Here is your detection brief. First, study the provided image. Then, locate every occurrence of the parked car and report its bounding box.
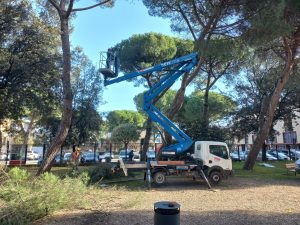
[230,151,240,161]
[26,151,39,160]
[290,149,300,160]
[55,154,65,163]
[0,154,9,161]
[63,152,72,162]
[119,149,133,160]
[295,158,300,174]
[38,154,62,165]
[268,151,290,160]
[146,150,156,161]
[99,152,114,162]
[257,152,277,161]
[80,152,98,163]
[278,149,296,160]
[133,152,141,162]
[266,153,277,161]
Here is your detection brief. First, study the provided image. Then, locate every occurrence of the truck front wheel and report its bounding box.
[153,172,166,185]
[209,171,222,185]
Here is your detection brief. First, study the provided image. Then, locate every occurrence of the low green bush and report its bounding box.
[0,167,89,225]
[87,163,120,184]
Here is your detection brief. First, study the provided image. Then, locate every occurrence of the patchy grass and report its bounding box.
[98,170,146,189]
[16,160,299,189]
[1,161,298,224]
[233,161,298,180]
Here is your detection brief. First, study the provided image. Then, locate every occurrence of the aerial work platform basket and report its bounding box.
[99,50,119,79]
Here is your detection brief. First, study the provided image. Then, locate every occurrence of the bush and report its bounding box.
[87,163,116,184]
[0,168,89,225]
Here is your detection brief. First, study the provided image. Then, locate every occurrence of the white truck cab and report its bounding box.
[191,141,232,184]
[193,141,232,171]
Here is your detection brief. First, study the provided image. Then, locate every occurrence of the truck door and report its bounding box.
[208,145,232,170]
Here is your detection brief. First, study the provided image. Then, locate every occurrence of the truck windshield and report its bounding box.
[209,145,229,159]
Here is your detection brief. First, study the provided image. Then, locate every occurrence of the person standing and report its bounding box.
[129,150,134,162]
[71,147,80,170]
[106,48,113,69]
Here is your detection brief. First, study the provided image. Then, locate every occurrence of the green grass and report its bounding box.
[19,160,299,187]
[233,161,298,180]
[99,171,147,189]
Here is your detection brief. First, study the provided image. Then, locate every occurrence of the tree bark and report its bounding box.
[141,117,152,161]
[37,14,73,175]
[262,142,267,162]
[243,45,295,170]
[0,120,2,153]
[165,59,203,145]
[125,142,128,160]
[166,82,187,144]
[202,74,211,138]
[167,74,189,120]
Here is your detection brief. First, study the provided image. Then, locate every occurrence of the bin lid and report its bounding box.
[154,201,180,215]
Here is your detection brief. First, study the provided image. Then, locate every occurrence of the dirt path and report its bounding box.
[34,177,300,225]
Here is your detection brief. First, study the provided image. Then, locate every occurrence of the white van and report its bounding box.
[133,152,141,162]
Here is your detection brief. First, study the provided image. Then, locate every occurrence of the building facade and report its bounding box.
[234,113,300,151]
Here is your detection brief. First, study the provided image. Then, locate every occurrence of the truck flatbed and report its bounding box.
[119,159,147,176]
[156,161,185,165]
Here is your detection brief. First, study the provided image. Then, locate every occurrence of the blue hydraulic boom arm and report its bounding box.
[100,52,198,155]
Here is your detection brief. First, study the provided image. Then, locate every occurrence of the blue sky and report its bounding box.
[71,1,174,112]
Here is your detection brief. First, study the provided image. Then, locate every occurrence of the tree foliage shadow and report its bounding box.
[34,209,300,225]
[102,176,300,192]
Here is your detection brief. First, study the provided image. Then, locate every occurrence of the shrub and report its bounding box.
[0,168,89,225]
[87,163,116,184]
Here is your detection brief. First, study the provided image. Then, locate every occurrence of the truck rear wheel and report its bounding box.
[153,172,166,185]
[209,171,222,185]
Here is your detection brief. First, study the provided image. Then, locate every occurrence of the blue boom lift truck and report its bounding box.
[99,51,232,187]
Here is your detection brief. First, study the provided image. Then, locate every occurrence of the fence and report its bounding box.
[0,142,44,166]
[0,140,160,166]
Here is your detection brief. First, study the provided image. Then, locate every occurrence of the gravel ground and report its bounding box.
[34,176,300,225]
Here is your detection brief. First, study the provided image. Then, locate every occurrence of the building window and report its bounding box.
[283,131,297,144]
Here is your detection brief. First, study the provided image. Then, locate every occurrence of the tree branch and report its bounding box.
[48,0,61,13]
[292,25,300,56]
[66,0,74,18]
[191,0,205,27]
[72,0,111,12]
[177,3,197,41]
[283,37,293,63]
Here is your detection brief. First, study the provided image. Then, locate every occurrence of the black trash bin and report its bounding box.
[154,201,180,225]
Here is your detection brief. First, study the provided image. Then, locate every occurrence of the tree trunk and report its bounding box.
[202,77,211,138]
[165,74,189,145]
[36,16,73,175]
[243,53,295,170]
[0,133,2,153]
[165,59,203,145]
[125,142,128,160]
[167,74,189,121]
[0,124,2,154]
[141,117,152,161]
[262,142,267,162]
